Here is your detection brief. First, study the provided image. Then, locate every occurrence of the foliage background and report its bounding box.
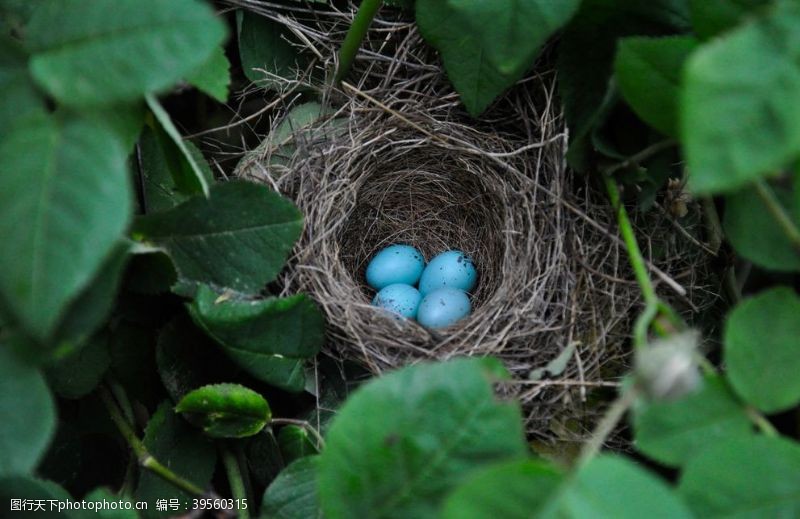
[0,0,799,518]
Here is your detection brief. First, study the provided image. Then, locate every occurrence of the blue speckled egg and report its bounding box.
[372,283,422,319]
[418,250,477,296]
[365,244,425,290]
[417,288,471,329]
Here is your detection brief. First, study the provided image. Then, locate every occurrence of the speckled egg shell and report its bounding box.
[372,283,422,319]
[418,250,477,296]
[416,287,471,329]
[365,244,426,290]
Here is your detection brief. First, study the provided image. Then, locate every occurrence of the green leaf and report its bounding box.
[0,346,55,476]
[137,402,216,519]
[247,428,285,487]
[557,0,690,169]
[0,37,45,138]
[317,358,527,519]
[723,185,800,271]
[0,1,37,33]
[0,476,71,516]
[50,242,130,347]
[441,460,563,519]
[633,374,753,467]
[416,0,580,116]
[443,456,692,519]
[689,0,771,39]
[137,126,189,213]
[131,181,303,294]
[78,103,146,154]
[260,456,322,519]
[156,314,239,402]
[278,425,318,464]
[187,45,231,102]
[146,95,212,197]
[614,35,697,137]
[683,1,800,194]
[0,112,131,341]
[678,436,800,517]
[175,383,272,438]
[237,10,303,88]
[188,285,324,392]
[555,456,693,518]
[724,287,800,413]
[46,334,111,399]
[27,0,227,106]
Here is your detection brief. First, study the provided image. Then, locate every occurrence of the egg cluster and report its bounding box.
[366,244,477,329]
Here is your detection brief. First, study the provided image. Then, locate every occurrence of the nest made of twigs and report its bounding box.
[231,0,719,444]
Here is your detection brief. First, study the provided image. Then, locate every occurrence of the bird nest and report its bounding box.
[232,1,718,444]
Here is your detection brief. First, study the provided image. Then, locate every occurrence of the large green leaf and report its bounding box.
[0,346,55,476]
[189,285,324,391]
[317,358,527,519]
[633,375,753,467]
[724,287,800,413]
[50,242,130,347]
[441,460,563,519]
[723,185,800,271]
[176,383,271,438]
[554,456,693,518]
[136,402,216,519]
[146,95,212,197]
[683,1,800,194]
[131,181,303,294]
[0,112,131,341]
[558,0,690,169]
[443,456,692,519]
[0,37,44,138]
[137,126,189,213]
[416,0,580,116]
[260,456,322,519]
[678,436,800,517]
[27,0,227,106]
[614,35,697,137]
[689,0,771,39]
[237,10,303,88]
[187,45,231,102]
[77,103,146,154]
[0,476,71,516]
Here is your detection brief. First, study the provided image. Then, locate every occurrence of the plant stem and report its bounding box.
[754,179,800,251]
[108,379,136,425]
[605,176,658,306]
[746,406,779,437]
[220,443,250,519]
[335,0,383,82]
[577,386,639,467]
[99,387,205,496]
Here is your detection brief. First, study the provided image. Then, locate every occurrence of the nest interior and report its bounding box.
[231,0,719,443]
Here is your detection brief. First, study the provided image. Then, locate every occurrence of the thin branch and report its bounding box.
[99,387,205,496]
